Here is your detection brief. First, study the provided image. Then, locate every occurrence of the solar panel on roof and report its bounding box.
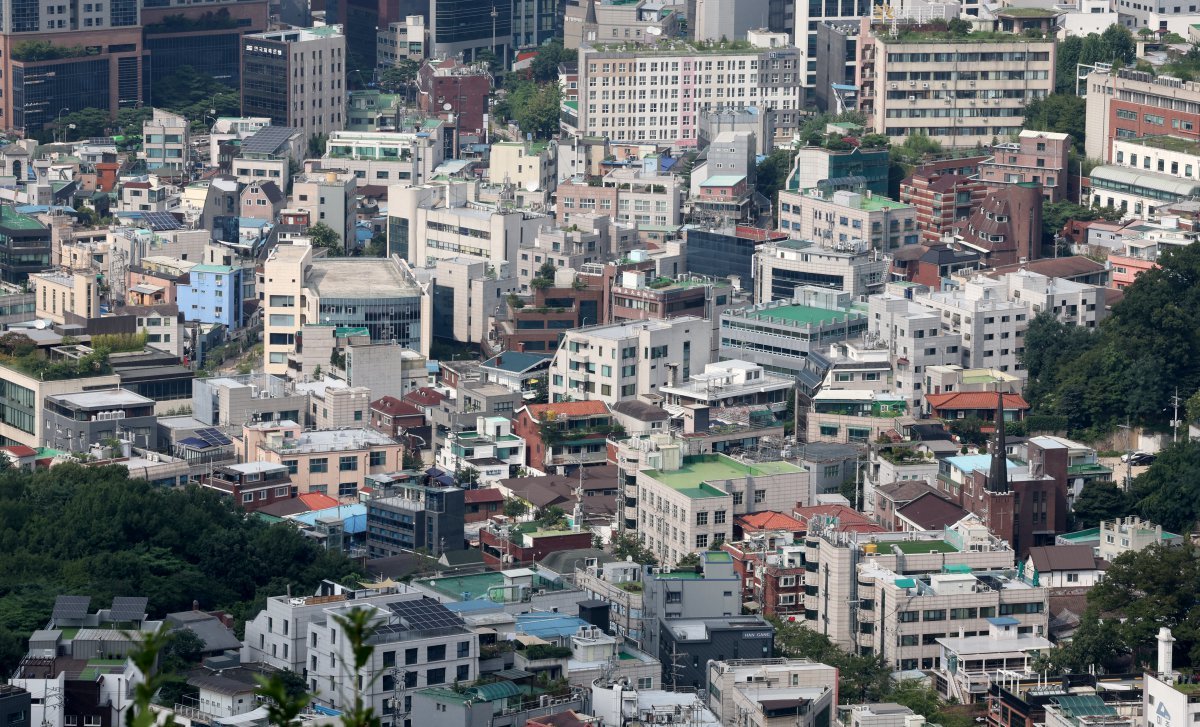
[52,595,91,621]
[142,211,182,231]
[389,597,465,631]
[110,596,148,621]
[194,428,233,447]
[241,126,298,155]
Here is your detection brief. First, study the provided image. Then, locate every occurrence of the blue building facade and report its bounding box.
[178,264,245,329]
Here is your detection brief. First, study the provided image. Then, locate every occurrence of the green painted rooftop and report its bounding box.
[0,208,46,230]
[893,540,959,554]
[644,454,802,499]
[745,304,853,326]
[419,571,505,600]
[1057,527,1099,541]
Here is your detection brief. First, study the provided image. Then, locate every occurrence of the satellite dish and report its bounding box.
[443,102,453,111]
[34,320,48,330]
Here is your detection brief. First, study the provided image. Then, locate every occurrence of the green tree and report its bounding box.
[675,552,702,569]
[307,222,343,255]
[611,532,658,565]
[378,60,420,93]
[365,232,388,257]
[1088,541,1200,666]
[1071,481,1132,528]
[757,147,797,206]
[506,80,562,139]
[402,448,424,471]
[771,618,891,703]
[1034,610,1126,674]
[503,498,529,519]
[1022,94,1086,153]
[307,133,329,158]
[1129,440,1200,532]
[530,40,575,82]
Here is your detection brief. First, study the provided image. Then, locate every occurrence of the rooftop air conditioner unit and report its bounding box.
[909,96,917,102]
[922,83,930,88]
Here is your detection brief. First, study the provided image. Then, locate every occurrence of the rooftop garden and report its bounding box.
[143,9,240,34]
[0,333,113,381]
[11,41,98,62]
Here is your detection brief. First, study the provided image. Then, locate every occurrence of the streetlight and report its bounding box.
[54,107,70,143]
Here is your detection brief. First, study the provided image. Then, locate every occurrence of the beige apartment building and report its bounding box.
[635,451,809,567]
[577,30,803,148]
[777,188,918,251]
[857,20,1056,147]
[236,419,403,499]
[31,270,98,325]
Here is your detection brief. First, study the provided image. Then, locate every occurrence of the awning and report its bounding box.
[131,284,163,295]
[743,601,761,611]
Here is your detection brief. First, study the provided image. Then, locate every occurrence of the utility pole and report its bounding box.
[1169,387,1183,444]
[490,5,499,60]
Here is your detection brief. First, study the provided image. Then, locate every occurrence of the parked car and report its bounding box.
[1121,451,1156,466]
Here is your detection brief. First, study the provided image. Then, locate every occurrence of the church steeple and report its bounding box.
[989,389,1009,493]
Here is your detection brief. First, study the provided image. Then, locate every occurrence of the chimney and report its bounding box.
[988,389,1009,493]
[1158,627,1176,678]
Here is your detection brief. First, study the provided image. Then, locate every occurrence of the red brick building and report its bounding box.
[478,524,593,567]
[370,396,426,438]
[464,488,504,523]
[900,170,986,244]
[512,401,615,472]
[203,462,295,511]
[417,58,491,144]
[957,185,1044,267]
[979,131,1071,203]
[889,243,982,290]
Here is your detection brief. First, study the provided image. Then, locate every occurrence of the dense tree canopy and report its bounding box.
[1022,94,1086,152]
[1128,440,1200,533]
[0,463,362,674]
[1020,243,1200,434]
[1055,27,1136,94]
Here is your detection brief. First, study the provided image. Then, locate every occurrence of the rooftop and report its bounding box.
[892,539,959,554]
[643,454,802,499]
[47,388,154,409]
[742,304,854,327]
[258,426,398,454]
[1120,134,1200,156]
[883,29,1054,44]
[307,259,421,299]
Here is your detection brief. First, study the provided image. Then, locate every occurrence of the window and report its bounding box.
[1066,573,1079,583]
[950,607,977,620]
[309,458,328,473]
[637,677,653,689]
[696,512,708,525]
[780,576,796,587]
[455,664,470,682]
[754,489,766,503]
[899,634,919,646]
[383,651,395,667]
[457,641,471,658]
[405,648,418,665]
[283,459,298,475]
[339,456,358,471]
[898,611,919,623]
[714,510,726,524]
[696,534,709,548]
[426,668,446,685]
[427,644,446,661]
[339,483,357,497]
[370,451,386,467]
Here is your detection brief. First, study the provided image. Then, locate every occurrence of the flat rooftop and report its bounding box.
[48,389,154,409]
[1121,134,1200,156]
[892,540,959,554]
[644,454,802,499]
[261,427,397,454]
[308,259,420,299]
[742,304,854,326]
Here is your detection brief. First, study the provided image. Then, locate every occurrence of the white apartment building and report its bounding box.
[261,244,431,376]
[548,316,714,405]
[387,182,552,266]
[754,238,889,301]
[910,278,1031,375]
[706,659,838,727]
[324,130,443,187]
[636,451,809,567]
[996,269,1104,328]
[800,517,1029,662]
[577,30,803,148]
[868,293,964,404]
[140,109,189,172]
[242,26,347,138]
[242,581,421,673]
[1088,135,1200,219]
[376,15,426,68]
[435,415,527,484]
[777,188,919,252]
[306,598,477,714]
[658,360,794,416]
[860,28,1056,147]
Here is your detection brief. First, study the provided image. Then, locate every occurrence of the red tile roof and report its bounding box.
[523,401,610,419]
[1,445,38,458]
[403,387,445,408]
[738,511,807,532]
[372,396,421,417]
[924,392,1029,411]
[299,493,339,510]
[791,504,886,534]
[464,488,505,504]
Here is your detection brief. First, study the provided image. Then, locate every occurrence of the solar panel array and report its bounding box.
[110,597,148,621]
[242,126,298,155]
[142,211,182,231]
[51,595,91,621]
[194,428,233,447]
[389,597,465,631]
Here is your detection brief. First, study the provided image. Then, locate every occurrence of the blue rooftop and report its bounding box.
[515,613,588,640]
[987,616,1020,626]
[288,504,366,534]
[481,351,549,374]
[945,455,1020,473]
